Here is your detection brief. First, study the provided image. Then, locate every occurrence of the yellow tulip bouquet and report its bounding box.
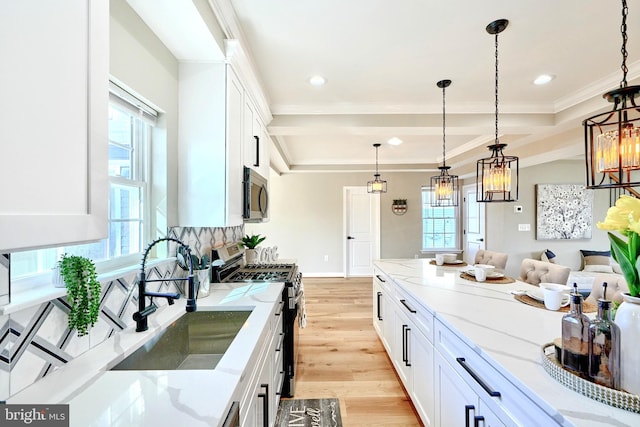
[597,195,640,297]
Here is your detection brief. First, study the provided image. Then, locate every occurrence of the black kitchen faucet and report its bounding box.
[133,237,197,332]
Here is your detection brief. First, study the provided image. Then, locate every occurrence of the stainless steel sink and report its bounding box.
[110,310,252,371]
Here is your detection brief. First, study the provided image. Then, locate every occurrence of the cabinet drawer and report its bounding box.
[395,287,434,344]
[435,320,561,426]
[374,270,392,294]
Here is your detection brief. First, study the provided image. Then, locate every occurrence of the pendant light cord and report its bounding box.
[621,0,629,88]
[441,84,447,168]
[494,32,500,146]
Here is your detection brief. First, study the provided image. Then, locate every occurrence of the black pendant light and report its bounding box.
[476,19,519,203]
[431,79,459,206]
[367,143,387,193]
[584,0,640,189]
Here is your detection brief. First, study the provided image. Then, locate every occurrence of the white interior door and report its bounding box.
[344,187,380,277]
[464,184,485,265]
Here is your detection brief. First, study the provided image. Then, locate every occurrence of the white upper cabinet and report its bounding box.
[0,1,109,252]
[243,95,270,180]
[178,63,244,227]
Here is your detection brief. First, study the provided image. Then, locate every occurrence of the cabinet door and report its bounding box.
[435,351,479,427]
[226,68,244,226]
[253,116,270,179]
[178,63,243,227]
[0,0,108,252]
[393,308,412,390]
[476,402,506,427]
[411,328,434,427]
[373,280,390,350]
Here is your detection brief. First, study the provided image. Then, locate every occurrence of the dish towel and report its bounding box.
[298,281,307,328]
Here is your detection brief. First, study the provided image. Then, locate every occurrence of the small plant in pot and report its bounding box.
[57,253,102,337]
[242,234,266,264]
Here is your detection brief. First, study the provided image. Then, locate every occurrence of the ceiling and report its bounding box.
[130,0,640,178]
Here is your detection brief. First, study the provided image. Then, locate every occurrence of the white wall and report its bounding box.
[479,160,611,278]
[250,160,613,278]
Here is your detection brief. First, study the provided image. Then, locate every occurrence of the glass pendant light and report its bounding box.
[431,79,459,206]
[477,19,519,203]
[585,0,640,189]
[367,143,387,193]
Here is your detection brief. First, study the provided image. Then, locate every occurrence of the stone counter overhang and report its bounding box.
[374,258,639,427]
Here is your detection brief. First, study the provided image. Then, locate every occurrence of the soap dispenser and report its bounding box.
[589,283,621,389]
[561,283,590,376]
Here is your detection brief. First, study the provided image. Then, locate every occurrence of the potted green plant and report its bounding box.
[57,254,102,337]
[242,234,266,264]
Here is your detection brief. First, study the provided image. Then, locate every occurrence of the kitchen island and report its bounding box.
[374,259,638,427]
[8,281,284,427]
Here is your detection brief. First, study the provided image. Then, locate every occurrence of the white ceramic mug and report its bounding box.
[540,283,571,310]
[474,266,488,282]
[435,254,445,266]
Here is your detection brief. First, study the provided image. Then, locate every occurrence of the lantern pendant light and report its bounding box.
[477,19,519,203]
[367,143,387,193]
[431,79,459,207]
[584,0,640,189]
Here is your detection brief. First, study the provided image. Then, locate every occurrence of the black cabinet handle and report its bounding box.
[254,135,260,167]
[347,236,355,240]
[465,405,475,427]
[456,357,501,397]
[474,415,486,427]
[404,326,411,367]
[376,292,383,320]
[376,274,386,282]
[401,324,408,364]
[400,299,417,314]
[259,383,269,427]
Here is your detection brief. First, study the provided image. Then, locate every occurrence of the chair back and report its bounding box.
[519,258,570,286]
[585,273,629,305]
[474,250,508,271]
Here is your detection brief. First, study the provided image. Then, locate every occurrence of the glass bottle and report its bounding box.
[589,297,620,389]
[561,284,591,376]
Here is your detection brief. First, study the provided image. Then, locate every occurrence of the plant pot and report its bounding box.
[245,249,258,264]
[616,293,640,395]
[195,269,210,299]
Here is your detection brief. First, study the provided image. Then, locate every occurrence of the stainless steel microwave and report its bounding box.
[243,167,268,222]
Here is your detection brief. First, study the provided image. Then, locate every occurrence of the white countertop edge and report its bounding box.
[8,282,285,427]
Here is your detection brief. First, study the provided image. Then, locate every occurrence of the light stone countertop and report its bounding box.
[374,259,639,427]
[8,281,284,427]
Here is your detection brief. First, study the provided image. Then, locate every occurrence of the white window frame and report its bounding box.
[421,186,461,252]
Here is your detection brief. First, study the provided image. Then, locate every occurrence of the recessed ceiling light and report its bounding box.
[533,74,555,85]
[387,137,403,146]
[309,75,326,86]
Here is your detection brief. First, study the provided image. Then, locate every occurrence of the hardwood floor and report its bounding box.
[286,277,423,426]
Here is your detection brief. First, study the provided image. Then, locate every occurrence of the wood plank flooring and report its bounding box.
[285,277,423,427]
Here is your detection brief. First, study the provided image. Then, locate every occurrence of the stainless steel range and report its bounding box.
[210,242,302,398]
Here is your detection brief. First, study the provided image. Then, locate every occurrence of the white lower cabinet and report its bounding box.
[239,301,283,427]
[373,273,393,354]
[435,320,558,427]
[435,351,505,427]
[375,272,435,427]
[373,273,560,427]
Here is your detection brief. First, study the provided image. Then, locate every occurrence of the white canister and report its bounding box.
[616,293,640,395]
